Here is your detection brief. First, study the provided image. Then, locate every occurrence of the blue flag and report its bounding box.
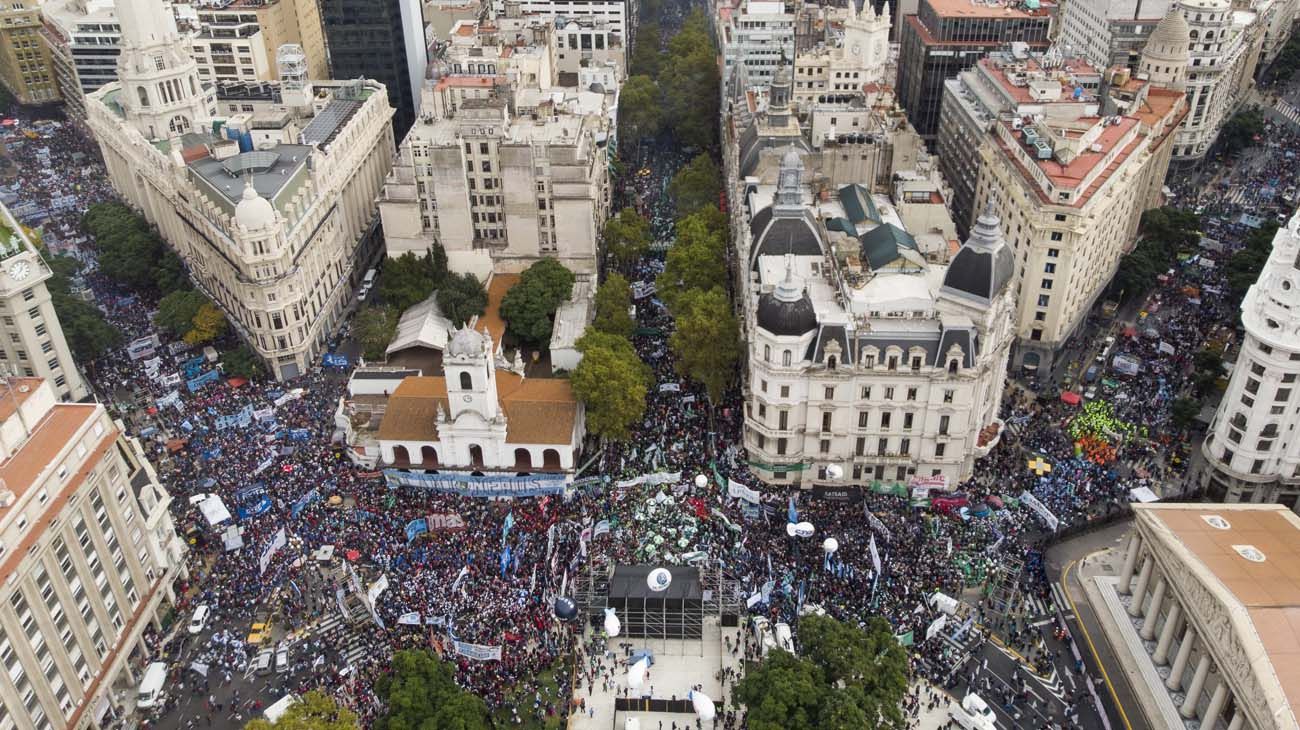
[500,545,511,578]
[502,511,515,544]
[787,496,797,524]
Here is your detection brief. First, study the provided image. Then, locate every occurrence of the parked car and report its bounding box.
[188,605,210,635]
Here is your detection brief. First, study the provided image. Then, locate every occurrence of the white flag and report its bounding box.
[869,534,882,576]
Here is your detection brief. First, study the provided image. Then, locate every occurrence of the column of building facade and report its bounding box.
[1181,653,1212,719]
[1201,680,1231,729]
[1152,601,1182,664]
[1140,576,1167,641]
[1128,554,1154,616]
[1226,707,1245,730]
[1166,624,1196,691]
[1118,534,1142,593]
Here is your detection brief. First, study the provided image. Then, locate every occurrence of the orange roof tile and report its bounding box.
[925,0,1053,18]
[497,372,578,444]
[0,378,42,422]
[376,377,448,442]
[0,404,99,516]
[435,76,500,91]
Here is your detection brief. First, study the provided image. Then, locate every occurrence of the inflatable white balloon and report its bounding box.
[604,607,621,638]
[627,657,649,688]
[823,537,839,554]
[825,464,844,480]
[626,719,641,730]
[694,473,708,489]
[794,521,815,538]
[785,523,797,537]
[690,690,716,721]
[647,567,672,592]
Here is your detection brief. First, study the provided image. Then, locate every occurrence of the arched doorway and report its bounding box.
[420,446,439,467]
[514,448,532,470]
[542,449,561,471]
[1021,351,1041,373]
[392,445,411,465]
[469,444,485,468]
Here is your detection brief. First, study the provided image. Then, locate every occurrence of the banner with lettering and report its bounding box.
[453,640,503,661]
[385,470,567,498]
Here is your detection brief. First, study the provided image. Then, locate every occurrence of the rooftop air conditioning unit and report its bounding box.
[0,488,14,508]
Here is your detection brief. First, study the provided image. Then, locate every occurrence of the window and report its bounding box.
[943,389,954,404]
[821,412,832,431]
[778,411,789,430]
[910,356,922,371]
[1041,279,1053,290]
[782,350,792,367]
[906,388,917,401]
[881,412,891,429]
[776,438,787,455]
[780,386,789,398]
[903,413,914,430]
[1277,388,1292,401]
[935,442,946,458]
[1047,248,1059,258]
[887,356,899,371]
[459,372,472,390]
[899,438,911,456]
[877,438,888,456]
[1050,231,1063,241]
[862,354,876,368]
[861,387,871,399]
[824,387,834,400]
[858,412,869,428]
[884,387,895,400]
[819,439,830,454]
[1037,295,1050,307]
[855,437,865,456]
[763,345,770,362]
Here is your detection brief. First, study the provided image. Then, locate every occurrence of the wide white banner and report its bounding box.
[614,471,682,489]
[454,640,503,661]
[925,614,948,642]
[258,527,286,576]
[397,612,422,625]
[727,479,761,505]
[1019,491,1059,532]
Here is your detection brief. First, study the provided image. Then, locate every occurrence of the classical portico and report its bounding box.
[1100,504,1300,730]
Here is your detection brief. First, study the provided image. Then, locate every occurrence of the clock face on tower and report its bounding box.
[851,43,862,56]
[7,261,30,281]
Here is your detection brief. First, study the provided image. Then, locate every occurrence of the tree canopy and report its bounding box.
[1216,107,1264,157]
[657,11,719,150]
[82,202,189,296]
[1110,207,1201,301]
[378,251,444,312]
[155,289,226,345]
[221,344,266,380]
[374,649,491,730]
[629,23,662,77]
[657,207,728,315]
[592,273,635,338]
[244,690,359,730]
[733,616,909,730]
[603,207,652,271]
[669,287,740,404]
[669,154,722,219]
[500,258,575,345]
[618,75,663,148]
[572,330,650,440]
[355,305,400,361]
[44,254,120,361]
[437,272,488,327]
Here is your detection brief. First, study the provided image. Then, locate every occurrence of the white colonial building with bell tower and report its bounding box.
[85,0,397,381]
[1202,212,1300,509]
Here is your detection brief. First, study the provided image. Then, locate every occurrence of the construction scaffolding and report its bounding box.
[577,562,743,641]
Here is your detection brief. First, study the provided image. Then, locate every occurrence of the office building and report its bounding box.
[1172,0,1262,160]
[177,0,329,86]
[38,0,120,121]
[1201,213,1300,507]
[895,0,1053,140]
[719,0,795,93]
[320,0,427,138]
[380,18,614,278]
[85,0,396,381]
[789,1,891,110]
[737,147,1013,487]
[969,41,1187,373]
[491,0,634,51]
[0,376,187,728]
[1057,0,1173,70]
[937,49,1103,235]
[0,0,59,105]
[0,201,89,403]
[1093,503,1300,730]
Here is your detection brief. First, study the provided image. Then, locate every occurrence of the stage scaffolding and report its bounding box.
[576,563,742,642]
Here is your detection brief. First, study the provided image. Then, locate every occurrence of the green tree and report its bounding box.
[571,330,650,440]
[355,305,400,360]
[657,210,727,315]
[619,75,663,148]
[83,202,188,295]
[1192,349,1224,396]
[1171,397,1201,432]
[374,649,491,730]
[184,302,228,345]
[1216,107,1264,156]
[499,258,575,345]
[603,207,651,271]
[629,23,662,77]
[245,690,359,730]
[669,287,739,405]
[1109,207,1202,301]
[44,255,121,361]
[155,290,207,338]
[378,252,440,312]
[592,273,635,338]
[221,344,266,380]
[436,272,488,327]
[658,11,719,149]
[732,650,827,730]
[669,154,721,219]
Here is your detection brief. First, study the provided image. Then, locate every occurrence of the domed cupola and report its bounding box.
[757,261,817,336]
[234,180,276,231]
[941,204,1015,307]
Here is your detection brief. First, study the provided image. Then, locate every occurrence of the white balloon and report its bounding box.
[694,474,708,488]
[825,464,844,480]
[604,608,621,638]
[794,521,816,538]
[627,657,649,688]
[647,567,673,592]
[785,523,797,537]
[690,690,716,720]
[626,719,641,730]
[823,537,839,554]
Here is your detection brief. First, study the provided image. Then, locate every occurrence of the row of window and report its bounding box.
[754,432,949,461]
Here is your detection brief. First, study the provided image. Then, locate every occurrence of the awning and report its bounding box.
[199,496,232,526]
[228,377,248,388]
[1060,391,1081,406]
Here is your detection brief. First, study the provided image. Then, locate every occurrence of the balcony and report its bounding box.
[973,418,1004,458]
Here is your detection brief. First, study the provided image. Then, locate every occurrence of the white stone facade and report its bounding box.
[85,0,396,381]
[1202,213,1300,508]
[1173,0,1263,160]
[720,0,794,92]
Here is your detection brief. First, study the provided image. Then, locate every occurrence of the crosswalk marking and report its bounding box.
[1276,100,1300,129]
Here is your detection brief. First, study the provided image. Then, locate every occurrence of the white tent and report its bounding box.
[199,496,232,526]
[386,294,454,355]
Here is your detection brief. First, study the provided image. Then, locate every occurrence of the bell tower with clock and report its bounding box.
[0,201,89,401]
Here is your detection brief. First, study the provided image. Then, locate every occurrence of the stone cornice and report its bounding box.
[1136,508,1299,730]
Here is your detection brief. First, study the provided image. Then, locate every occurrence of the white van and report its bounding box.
[188,605,210,635]
[952,693,997,730]
[263,694,300,723]
[137,662,168,708]
[773,622,795,655]
[358,268,377,301]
